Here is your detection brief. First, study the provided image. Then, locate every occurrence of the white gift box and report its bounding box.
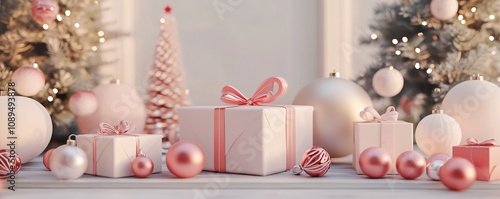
[179,105,313,176]
[76,134,163,178]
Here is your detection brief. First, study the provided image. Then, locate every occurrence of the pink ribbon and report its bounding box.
[214,77,295,172]
[92,120,139,175]
[359,106,399,122]
[466,138,496,146]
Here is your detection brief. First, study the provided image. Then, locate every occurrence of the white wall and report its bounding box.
[132,0,320,105]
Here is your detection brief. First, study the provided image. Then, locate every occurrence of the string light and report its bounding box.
[421,21,428,26]
[497,76,500,82]
[490,15,495,20]
[489,36,495,41]
[52,88,59,94]
[461,20,466,24]
[56,14,62,21]
[426,68,433,74]
[402,37,408,42]
[371,34,378,40]
[92,46,97,51]
[48,96,54,102]
[392,39,398,45]
[415,63,421,69]
[95,0,99,5]
[395,50,401,55]
[417,32,424,37]
[458,15,464,20]
[415,47,421,53]
[42,24,49,29]
[493,51,497,55]
[429,63,435,68]
[33,63,39,68]
[98,31,104,37]
[99,38,105,43]
[65,10,71,16]
[160,18,166,23]
[74,23,80,28]
[471,7,477,12]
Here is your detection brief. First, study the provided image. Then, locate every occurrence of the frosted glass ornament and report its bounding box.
[372,67,404,97]
[430,0,459,20]
[77,79,146,134]
[441,74,500,145]
[293,72,373,158]
[0,93,52,163]
[415,108,462,155]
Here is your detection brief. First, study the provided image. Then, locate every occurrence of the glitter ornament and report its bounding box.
[292,146,331,177]
[0,149,21,178]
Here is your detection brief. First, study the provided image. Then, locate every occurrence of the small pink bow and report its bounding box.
[466,138,496,146]
[221,77,288,105]
[359,106,399,122]
[97,120,136,135]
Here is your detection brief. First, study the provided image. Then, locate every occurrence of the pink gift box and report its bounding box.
[453,145,500,181]
[178,105,313,176]
[353,121,413,175]
[76,134,163,178]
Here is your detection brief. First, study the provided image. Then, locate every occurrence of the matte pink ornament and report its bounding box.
[30,0,59,23]
[439,158,476,191]
[132,153,154,178]
[77,80,146,134]
[0,149,21,178]
[166,141,204,178]
[69,90,98,116]
[396,151,426,179]
[359,147,391,178]
[43,149,55,170]
[426,153,451,165]
[11,66,45,96]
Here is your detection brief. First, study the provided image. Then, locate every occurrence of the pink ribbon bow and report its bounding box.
[97,120,136,135]
[221,77,288,105]
[359,106,399,122]
[466,138,496,146]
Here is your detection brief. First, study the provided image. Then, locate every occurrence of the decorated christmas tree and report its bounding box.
[144,6,191,140]
[356,0,500,123]
[0,0,117,143]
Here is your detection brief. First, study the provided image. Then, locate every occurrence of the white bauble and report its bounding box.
[441,76,500,144]
[0,96,52,163]
[11,66,45,96]
[430,0,459,20]
[293,73,373,158]
[50,138,87,180]
[372,67,404,97]
[415,109,462,155]
[68,90,98,116]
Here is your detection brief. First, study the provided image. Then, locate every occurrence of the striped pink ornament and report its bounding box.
[30,0,59,24]
[292,146,331,177]
[0,149,22,178]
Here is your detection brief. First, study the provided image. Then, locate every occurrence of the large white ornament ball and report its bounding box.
[11,66,45,96]
[430,0,459,21]
[69,90,98,116]
[441,78,500,145]
[415,110,462,155]
[77,81,146,134]
[293,74,373,158]
[372,67,404,97]
[0,96,52,163]
[50,144,88,180]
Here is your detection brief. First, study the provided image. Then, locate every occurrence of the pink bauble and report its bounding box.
[396,151,426,179]
[168,128,180,145]
[0,149,21,178]
[77,81,146,134]
[359,147,391,178]
[372,67,404,97]
[166,141,205,178]
[430,0,459,20]
[69,90,98,116]
[297,146,331,177]
[11,66,45,96]
[30,0,59,24]
[0,96,52,164]
[43,149,55,170]
[426,153,451,165]
[132,156,154,178]
[439,158,476,191]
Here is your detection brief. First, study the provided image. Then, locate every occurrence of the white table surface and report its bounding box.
[3,153,500,199]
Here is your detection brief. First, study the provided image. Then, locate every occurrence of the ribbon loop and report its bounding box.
[221,77,288,105]
[97,120,136,135]
[359,106,399,122]
[466,138,496,146]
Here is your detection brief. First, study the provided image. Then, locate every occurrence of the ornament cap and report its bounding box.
[110,78,120,84]
[292,165,303,175]
[329,71,341,78]
[139,149,146,157]
[67,134,77,146]
[432,105,444,114]
[470,74,484,80]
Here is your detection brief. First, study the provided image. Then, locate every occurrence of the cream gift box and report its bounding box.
[76,133,163,178]
[179,105,313,176]
[353,106,413,175]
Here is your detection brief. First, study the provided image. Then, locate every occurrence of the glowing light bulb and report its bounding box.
[422,21,428,26]
[417,32,424,37]
[402,37,408,43]
[52,88,59,94]
[490,15,495,20]
[65,10,71,16]
[458,15,464,20]
[392,39,398,45]
[426,68,432,74]
[371,34,378,40]
[74,23,80,28]
[98,31,104,37]
[92,46,97,51]
[395,50,401,55]
[489,36,495,41]
[33,63,39,68]
[48,96,54,102]
[56,14,62,21]
[160,18,166,23]
[415,63,421,69]
[415,48,421,53]
[99,38,105,43]
[42,24,49,29]
[471,7,477,12]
